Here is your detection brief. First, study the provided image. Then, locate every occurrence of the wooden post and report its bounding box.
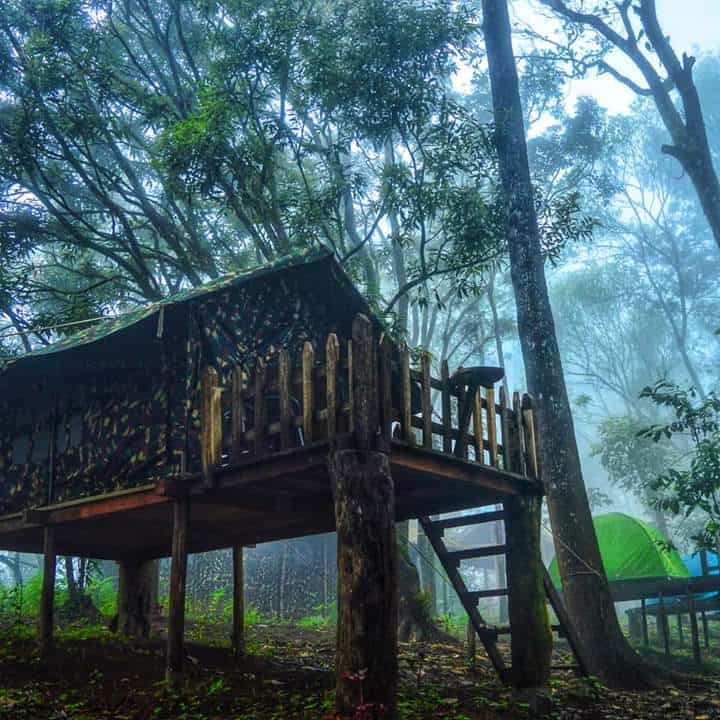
[166,497,189,684]
[302,342,315,443]
[254,358,267,455]
[231,367,246,461]
[421,352,432,449]
[486,387,498,466]
[473,388,484,463]
[117,559,157,638]
[380,335,394,442]
[331,314,397,717]
[232,545,244,658]
[326,334,340,439]
[278,350,292,449]
[400,344,414,445]
[503,493,552,693]
[658,593,670,656]
[441,360,452,454]
[676,613,684,645]
[641,598,649,647]
[688,590,701,665]
[38,525,56,658]
[701,610,710,650]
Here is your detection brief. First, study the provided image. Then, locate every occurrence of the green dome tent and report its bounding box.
[548,512,690,587]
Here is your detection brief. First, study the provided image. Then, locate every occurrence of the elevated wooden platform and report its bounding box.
[0,437,540,560]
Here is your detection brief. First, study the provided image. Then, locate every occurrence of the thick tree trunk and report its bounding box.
[117,560,157,638]
[481,0,657,689]
[504,495,552,695]
[332,314,398,718]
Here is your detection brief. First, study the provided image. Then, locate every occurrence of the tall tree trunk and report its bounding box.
[481,0,659,689]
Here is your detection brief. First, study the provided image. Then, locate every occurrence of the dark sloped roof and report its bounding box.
[1,248,366,377]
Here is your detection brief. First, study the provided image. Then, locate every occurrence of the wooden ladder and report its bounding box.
[419,511,588,682]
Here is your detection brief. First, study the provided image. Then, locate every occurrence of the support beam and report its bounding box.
[504,494,552,694]
[38,526,56,658]
[332,314,398,717]
[166,497,189,684]
[232,545,244,658]
[641,598,649,647]
[117,560,157,638]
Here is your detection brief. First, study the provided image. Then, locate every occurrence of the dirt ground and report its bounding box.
[0,622,719,719]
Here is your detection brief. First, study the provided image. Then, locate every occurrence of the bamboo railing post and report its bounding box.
[400,345,414,445]
[421,352,432,449]
[231,367,245,462]
[303,342,315,444]
[278,349,292,449]
[380,335,394,442]
[473,388,484,464]
[441,360,452,454]
[521,394,540,479]
[486,387,498,466]
[512,391,526,476]
[253,358,267,455]
[499,387,512,471]
[200,366,222,487]
[326,334,340,439]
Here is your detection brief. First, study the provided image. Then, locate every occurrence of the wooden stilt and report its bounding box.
[658,593,670,656]
[332,314,398,718]
[688,591,701,665]
[504,494,552,692]
[232,545,244,658]
[677,613,684,646]
[166,497,189,684]
[701,610,710,650]
[38,525,56,658]
[641,598,649,647]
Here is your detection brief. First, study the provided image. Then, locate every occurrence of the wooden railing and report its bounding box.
[199,322,541,484]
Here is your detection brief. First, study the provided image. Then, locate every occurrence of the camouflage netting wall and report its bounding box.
[0,265,357,514]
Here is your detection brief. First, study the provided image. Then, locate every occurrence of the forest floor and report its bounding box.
[0,621,719,720]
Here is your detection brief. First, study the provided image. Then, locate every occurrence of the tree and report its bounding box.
[540,0,720,253]
[639,380,720,553]
[481,0,659,689]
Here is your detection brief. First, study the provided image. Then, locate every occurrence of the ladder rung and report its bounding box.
[445,545,506,563]
[465,588,509,602]
[431,510,505,533]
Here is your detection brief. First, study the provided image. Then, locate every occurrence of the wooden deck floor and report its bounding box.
[0,438,540,561]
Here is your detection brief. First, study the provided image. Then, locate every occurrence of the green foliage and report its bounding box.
[638,380,720,549]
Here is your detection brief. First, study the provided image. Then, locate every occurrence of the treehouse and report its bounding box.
[0,249,575,710]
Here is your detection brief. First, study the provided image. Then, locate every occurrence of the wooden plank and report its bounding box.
[200,366,222,487]
[326,334,340,439]
[658,592,670,656]
[431,510,505,532]
[421,352,433,449]
[232,545,244,658]
[254,357,267,455]
[380,335,394,441]
[38,525,56,658]
[486,387,498,466]
[231,367,246,462]
[351,315,378,450]
[473,388,484,464]
[166,496,189,684]
[302,342,315,443]
[441,360,452,454]
[499,387,512,471]
[278,349,292,450]
[444,544,507,563]
[401,344,414,445]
